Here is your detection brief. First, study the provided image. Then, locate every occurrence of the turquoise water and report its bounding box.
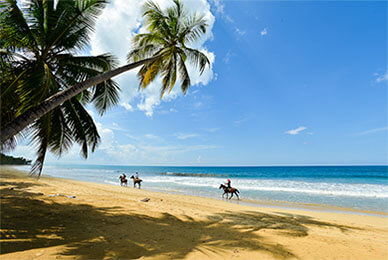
[15,164,388,212]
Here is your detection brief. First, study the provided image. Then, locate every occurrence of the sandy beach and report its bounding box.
[1,167,387,260]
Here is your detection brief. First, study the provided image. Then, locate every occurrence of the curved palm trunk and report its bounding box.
[1,56,159,144]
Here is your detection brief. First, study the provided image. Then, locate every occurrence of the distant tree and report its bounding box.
[0,153,31,165]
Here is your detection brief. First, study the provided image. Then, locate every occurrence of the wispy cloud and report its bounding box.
[260,28,267,36]
[235,27,246,37]
[207,128,219,132]
[234,117,249,126]
[193,101,203,109]
[210,0,233,22]
[175,133,199,140]
[211,0,224,15]
[109,122,129,132]
[354,126,388,136]
[223,49,234,64]
[375,70,388,83]
[285,126,307,135]
[144,134,159,139]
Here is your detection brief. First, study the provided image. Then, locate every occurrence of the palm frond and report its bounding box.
[62,98,100,158]
[0,0,39,53]
[30,115,51,177]
[48,107,73,157]
[179,14,207,45]
[92,79,120,115]
[183,47,210,74]
[177,53,191,94]
[138,57,164,88]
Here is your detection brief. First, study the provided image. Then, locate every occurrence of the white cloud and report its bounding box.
[354,126,388,136]
[285,126,307,135]
[375,70,388,83]
[120,102,134,111]
[175,133,199,140]
[211,0,224,15]
[261,28,267,36]
[90,0,216,117]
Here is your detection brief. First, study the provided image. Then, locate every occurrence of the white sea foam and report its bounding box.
[145,176,388,198]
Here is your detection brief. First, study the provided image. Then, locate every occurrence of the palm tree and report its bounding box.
[128,0,210,97]
[1,0,211,171]
[1,0,120,175]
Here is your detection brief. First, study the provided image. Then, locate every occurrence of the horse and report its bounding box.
[119,176,127,186]
[219,184,240,200]
[130,175,142,189]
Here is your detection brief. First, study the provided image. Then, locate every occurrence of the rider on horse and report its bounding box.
[119,173,127,186]
[225,179,231,192]
[120,173,127,181]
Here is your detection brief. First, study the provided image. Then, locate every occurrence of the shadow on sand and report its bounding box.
[0,177,357,259]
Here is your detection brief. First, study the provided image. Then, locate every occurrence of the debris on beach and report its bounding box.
[141,198,150,202]
[48,193,76,199]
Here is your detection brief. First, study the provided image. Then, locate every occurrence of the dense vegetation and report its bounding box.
[0,153,31,165]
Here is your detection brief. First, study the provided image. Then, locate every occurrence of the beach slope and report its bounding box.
[1,167,387,260]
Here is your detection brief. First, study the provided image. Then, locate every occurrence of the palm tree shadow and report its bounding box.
[1,181,358,259]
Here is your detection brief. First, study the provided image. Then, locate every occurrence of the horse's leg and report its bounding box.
[139,182,141,189]
[229,192,233,200]
[222,192,225,199]
[235,191,239,200]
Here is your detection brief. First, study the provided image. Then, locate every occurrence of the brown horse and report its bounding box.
[219,184,240,200]
[130,175,142,189]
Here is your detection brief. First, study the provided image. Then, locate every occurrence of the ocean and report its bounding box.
[14,164,388,213]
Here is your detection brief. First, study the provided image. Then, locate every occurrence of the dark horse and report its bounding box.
[130,175,142,189]
[119,176,127,186]
[219,184,240,200]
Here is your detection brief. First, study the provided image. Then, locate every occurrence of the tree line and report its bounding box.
[0,153,31,165]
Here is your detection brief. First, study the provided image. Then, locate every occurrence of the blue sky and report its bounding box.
[13,0,388,166]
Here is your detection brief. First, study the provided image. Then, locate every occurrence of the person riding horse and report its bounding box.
[225,179,231,192]
[130,174,142,189]
[119,173,127,186]
[219,183,240,200]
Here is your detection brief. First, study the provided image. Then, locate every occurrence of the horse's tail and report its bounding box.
[235,189,240,194]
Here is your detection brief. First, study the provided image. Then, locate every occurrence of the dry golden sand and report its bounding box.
[1,167,387,260]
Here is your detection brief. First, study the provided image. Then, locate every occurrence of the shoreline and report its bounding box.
[1,167,388,259]
[27,167,388,218]
[8,165,388,217]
